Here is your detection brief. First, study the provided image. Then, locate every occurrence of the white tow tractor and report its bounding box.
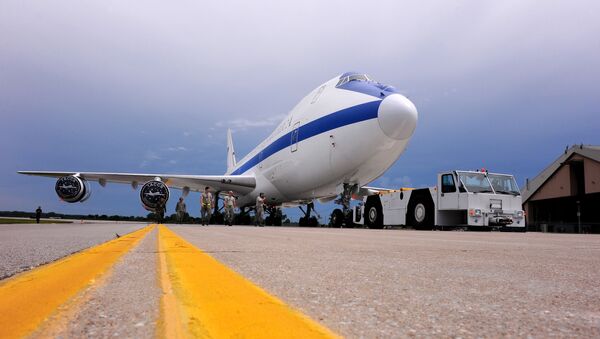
[353,170,526,231]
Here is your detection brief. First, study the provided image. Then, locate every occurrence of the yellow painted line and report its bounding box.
[157,229,187,339]
[157,225,339,338]
[0,225,154,339]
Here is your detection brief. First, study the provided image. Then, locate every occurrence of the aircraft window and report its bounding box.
[348,74,371,82]
[336,77,349,87]
[336,74,372,87]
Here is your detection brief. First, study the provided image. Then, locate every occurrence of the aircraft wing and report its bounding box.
[351,186,398,199]
[355,186,414,197]
[17,171,256,194]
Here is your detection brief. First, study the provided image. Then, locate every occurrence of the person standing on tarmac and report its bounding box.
[156,197,166,224]
[223,191,236,226]
[255,192,266,227]
[35,206,42,224]
[200,187,213,226]
[175,197,187,223]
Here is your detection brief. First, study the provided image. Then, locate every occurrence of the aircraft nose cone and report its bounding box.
[377,94,418,140]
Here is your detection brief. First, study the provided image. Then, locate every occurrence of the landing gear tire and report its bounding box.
[309,216,318,226]
[344,213,355,228]
[330,209,344,228]
[236,214,251,225]
[364,197,384,229]
[408,196,434,230]
[299,216,318,227]
[299,216,306,227]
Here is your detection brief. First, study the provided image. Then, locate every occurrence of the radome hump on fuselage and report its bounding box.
[229,73,418,208]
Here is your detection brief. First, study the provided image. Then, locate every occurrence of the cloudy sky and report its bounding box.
[1,1,598,220]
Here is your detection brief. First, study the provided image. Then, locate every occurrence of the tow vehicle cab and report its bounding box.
[437,170,525,228]
[353,169,526,230]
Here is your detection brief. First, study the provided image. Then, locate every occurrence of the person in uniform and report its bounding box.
[223,191,236,226]
[156,197,166,224]
[175,197,187,223]
[35,206,42,224]
[200,187,213,226]
[255,192,266,227]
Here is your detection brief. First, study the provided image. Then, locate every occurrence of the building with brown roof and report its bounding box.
[521,145,600,233]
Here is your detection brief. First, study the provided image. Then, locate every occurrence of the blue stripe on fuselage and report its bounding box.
[230,100,381,175]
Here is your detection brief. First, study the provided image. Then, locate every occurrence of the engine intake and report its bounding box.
[55,176,90,203]
[140,180,170,211]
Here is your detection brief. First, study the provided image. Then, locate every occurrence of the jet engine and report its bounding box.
[140,180,170,211]
[55,176,91,203]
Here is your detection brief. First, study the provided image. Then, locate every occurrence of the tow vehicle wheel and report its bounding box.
[330,209,344,228]
[364,197,383,229]
[501,226,527,233]
[408,195,434,230]
[414,203,426,223]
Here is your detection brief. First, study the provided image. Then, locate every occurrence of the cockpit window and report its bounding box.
[349,74,371,82]
[336,73,372,87]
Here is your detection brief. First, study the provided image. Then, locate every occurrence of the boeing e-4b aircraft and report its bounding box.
[19,72,418,227]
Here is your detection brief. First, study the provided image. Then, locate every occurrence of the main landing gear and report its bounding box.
[298,202,320,227]
[210,190,224,224]
[329,184,357,228]
[264,205,283,226]
[235,206,252,225]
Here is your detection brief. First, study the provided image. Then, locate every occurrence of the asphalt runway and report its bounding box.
[1,223,599,338]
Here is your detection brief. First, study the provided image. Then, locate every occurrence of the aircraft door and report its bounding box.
[438,173,459,210]
[290,122,300,152]
[328,133,336,173]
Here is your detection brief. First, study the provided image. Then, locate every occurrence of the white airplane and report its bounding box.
[19,72,418,227]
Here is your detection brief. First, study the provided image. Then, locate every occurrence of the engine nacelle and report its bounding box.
[140,180,170,211]
[55,176,91,203]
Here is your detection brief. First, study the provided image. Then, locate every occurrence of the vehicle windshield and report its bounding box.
[336,73,372,87]
[488,174,520,195]
[457,172,494,193]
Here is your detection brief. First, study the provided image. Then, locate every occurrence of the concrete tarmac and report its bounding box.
[0,222,147,279]
[39,227,160,338]
[172,225,600,338]
[1,222,599,338]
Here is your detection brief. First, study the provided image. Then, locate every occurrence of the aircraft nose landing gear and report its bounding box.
[329,183,357,228]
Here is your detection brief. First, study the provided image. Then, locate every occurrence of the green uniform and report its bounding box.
[201,192,213,225]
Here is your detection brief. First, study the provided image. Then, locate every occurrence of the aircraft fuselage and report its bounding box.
[229,73,418,207]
